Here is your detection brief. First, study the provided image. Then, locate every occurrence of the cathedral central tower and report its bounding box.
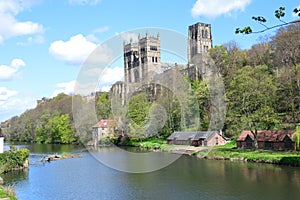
[123,33,161,83]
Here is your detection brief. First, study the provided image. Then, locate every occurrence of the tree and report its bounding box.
[270,24,300,69]
[294,125,300,150]
[51,114,75,144]
[35,111,53,143]
[226,65,279,136]
[95,92,112,120]
[127,93,151,139]
[192,79,210,130]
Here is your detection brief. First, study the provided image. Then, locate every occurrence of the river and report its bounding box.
[2,143,300,200]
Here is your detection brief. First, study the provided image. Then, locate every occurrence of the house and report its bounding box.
[92,120,116,145]
[166,131,227,147]
[237,130,295,150]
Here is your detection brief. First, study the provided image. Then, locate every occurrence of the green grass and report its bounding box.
[207,143,300,166]
[122,137,172,150]
[0,186,17,200]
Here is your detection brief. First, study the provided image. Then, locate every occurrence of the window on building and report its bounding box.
[202,30,204,38]
[152,57,154,62]
[155,57,158,63]
[150,45,157,51]
[205,30,208,38]
[215,137,219,145]
[203,45,209,52]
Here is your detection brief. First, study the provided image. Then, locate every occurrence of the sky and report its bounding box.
[0,0,299,122]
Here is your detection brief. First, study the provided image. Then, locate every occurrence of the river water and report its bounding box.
[2,143,300,200]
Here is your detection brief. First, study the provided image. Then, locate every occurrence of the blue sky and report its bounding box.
[0,0,299,122]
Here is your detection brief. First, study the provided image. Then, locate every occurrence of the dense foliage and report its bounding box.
[4,93,78,144]
[0,148,29,173]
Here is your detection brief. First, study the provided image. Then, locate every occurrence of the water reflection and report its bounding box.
[1,144,300,200]
[2,169,28,185]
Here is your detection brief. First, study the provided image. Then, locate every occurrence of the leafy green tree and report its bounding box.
[128,93,151,127]
[227,65,279,135]
[51,114,75,144]
[35,111,54,143]
[192,80,210,130]
[294,125,300,150]
[96,92,112,120]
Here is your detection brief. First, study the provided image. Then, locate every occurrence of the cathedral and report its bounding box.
[111,22,213,104]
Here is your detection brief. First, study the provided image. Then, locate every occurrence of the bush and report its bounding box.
[0,148,30,173]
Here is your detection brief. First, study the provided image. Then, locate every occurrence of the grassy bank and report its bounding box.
[0,186,17,200]
[119,137,174,151]
[0,149,30,174]
[206,141,300,166]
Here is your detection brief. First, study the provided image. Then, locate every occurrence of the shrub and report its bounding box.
[0,148,30,173]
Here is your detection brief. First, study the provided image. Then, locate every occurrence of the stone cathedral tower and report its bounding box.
[124,33,161,83]
[188,22,212,64]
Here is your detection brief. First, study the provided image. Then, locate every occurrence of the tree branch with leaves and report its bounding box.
[236,6,300,34]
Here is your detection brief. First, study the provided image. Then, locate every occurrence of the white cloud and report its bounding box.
[0,0,44,43]
[98,67,124,91]
[53,80,76,96]
[0,58,26,81]
[0,87,18,101]
[0,91,36,122]
[191,0,251,18]
[68,0,101,5]
[49,34,98,65]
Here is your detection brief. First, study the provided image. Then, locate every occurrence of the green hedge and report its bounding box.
[0,149,30,174]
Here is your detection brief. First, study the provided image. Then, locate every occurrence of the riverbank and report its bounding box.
[206,147,300,166]
[122,138,300,167]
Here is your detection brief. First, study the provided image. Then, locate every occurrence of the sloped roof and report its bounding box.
[236,131,255,141]
[93,120,116,128]
[167,131,219,141]
[257,130,295,142]
[237,130,295,142]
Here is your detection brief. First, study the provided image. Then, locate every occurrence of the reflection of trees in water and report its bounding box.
[236,162,300,187]
[2,168,28,185]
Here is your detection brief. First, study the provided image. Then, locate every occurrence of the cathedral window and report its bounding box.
[150,45,157,51]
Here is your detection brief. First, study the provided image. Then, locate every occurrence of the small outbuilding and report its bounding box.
[236,131,255,149]
[237,130,295,150]
[167,131,227,147]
